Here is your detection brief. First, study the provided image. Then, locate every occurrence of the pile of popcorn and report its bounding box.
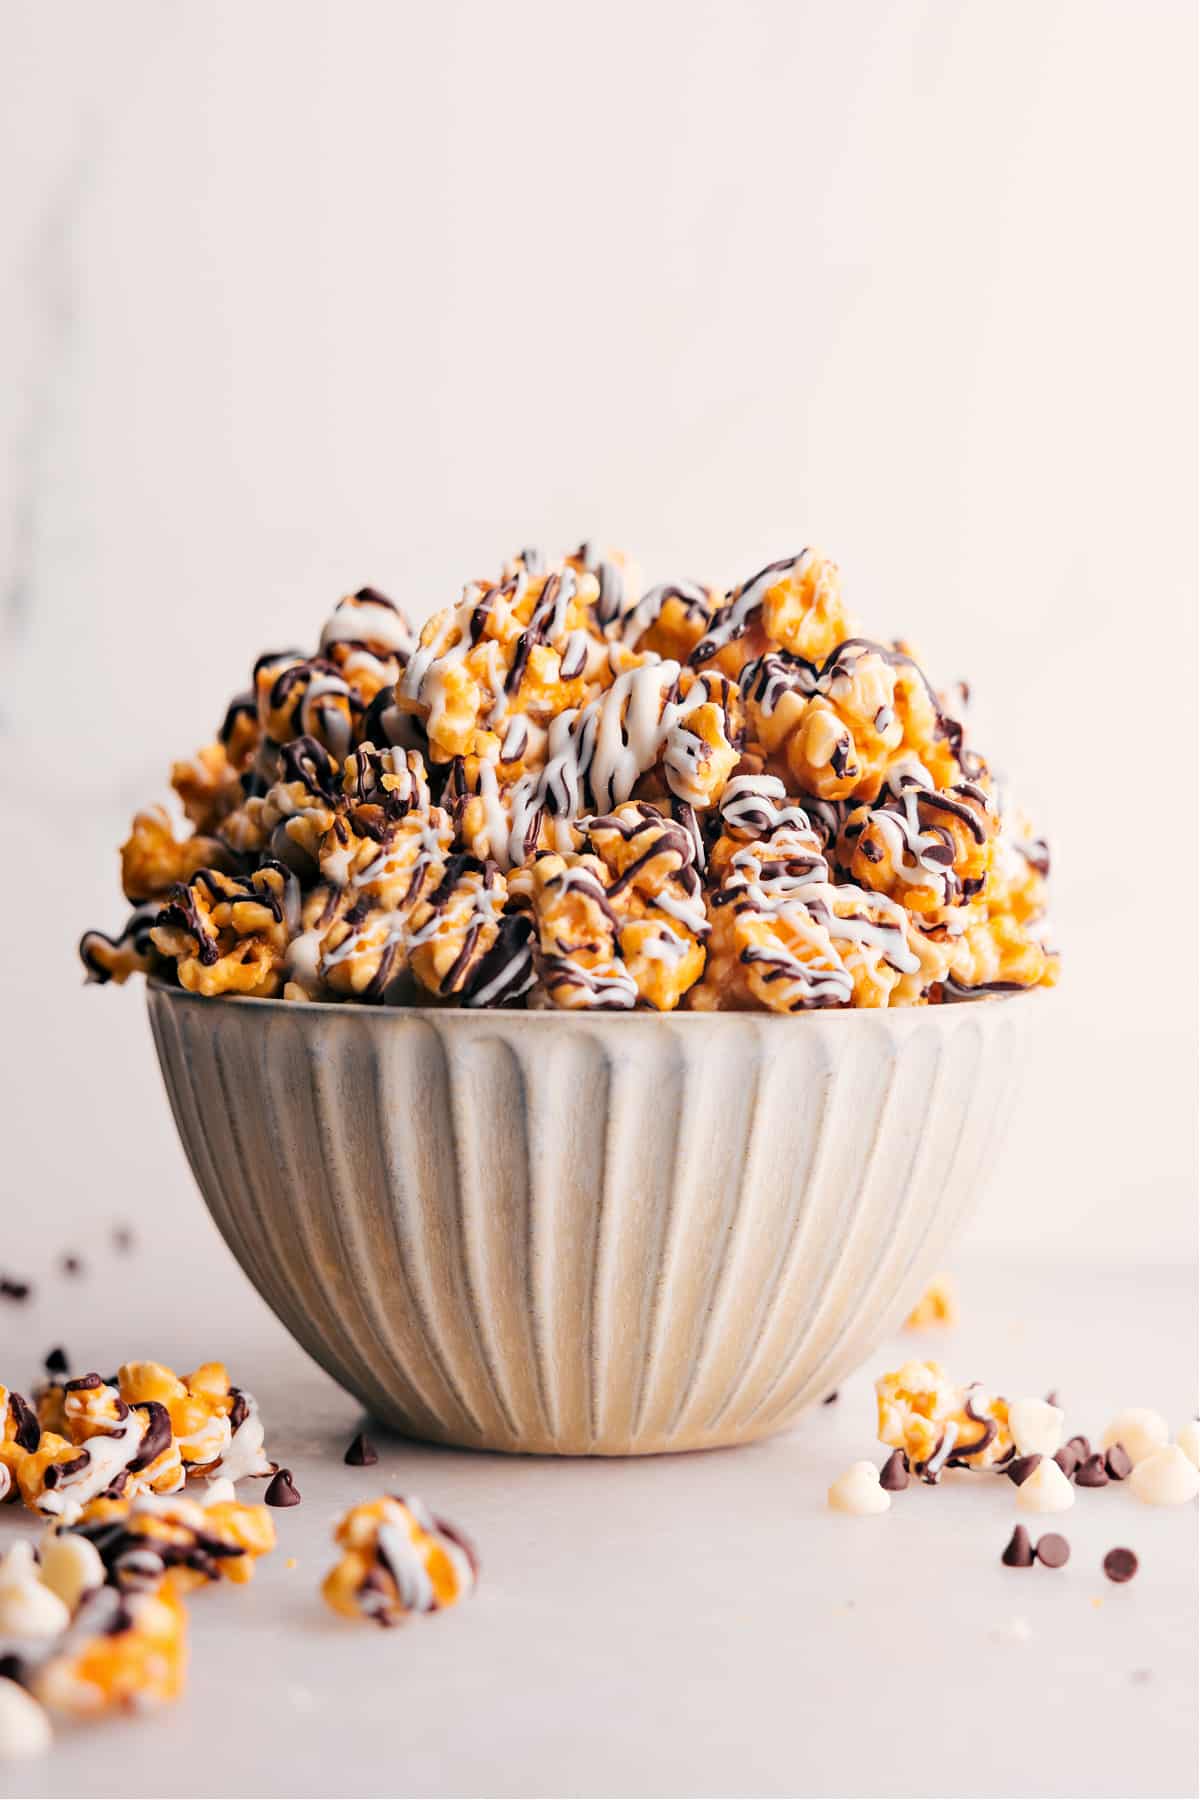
[81,544,1058,1011]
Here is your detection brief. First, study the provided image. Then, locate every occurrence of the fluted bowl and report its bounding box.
[147,984,1033,1455]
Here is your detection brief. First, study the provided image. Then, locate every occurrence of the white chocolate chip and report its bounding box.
[1015,1454,1075,1514]
[827,1461,891,1515]
[1129,1444,1200,1507]
[37,1529,105,1614]
[1007,1397,1065,1459]
[0,1542,71,1640]
[0,1678,52,1761]
[1100,1408,1169,1466]
[1176,1420,1200,1470]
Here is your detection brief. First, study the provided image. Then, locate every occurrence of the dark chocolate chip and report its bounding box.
[1035,1532,1071,1568]
[44,1347,70,1377]
[1103,1547,1138,1584]
[0,1277,31,1302]
[1001,1525,1035,1567]
[1053,1446,1080,1479]
[821,1391,839,1406]
[1075,1454,1110,1488]
[60,1255,84,1278]
[879,1450,909,1491]
[344,1432,378,1467]
[1044,1389,1059,1408]
[1006,1453,1044,1487]
[1105,1443,1133,1481]
[264,1468,301,1508]
[112,1225,136,1254]
[1066,1434,1091,1461]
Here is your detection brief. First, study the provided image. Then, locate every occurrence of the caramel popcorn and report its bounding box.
[904,1274,959,1330]
[70,1489,275,1592]
[322,1496,476,1626]
[875,1359,1013,1480]
[82,542,1058,1010]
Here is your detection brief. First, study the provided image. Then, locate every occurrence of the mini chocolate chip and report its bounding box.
[1001,1525,1035,1567]
[1035,1532,1071,1568]
[1105,1443,1133,1481]
[1006,1453,1044,1486]
[60,1255,83,1278]
[264,1468,301,1508]
[0,1277,31,1302]
[821,1391,839,1406]
[1044,1389,1060,1408]
[112,1225,135,1253]
[344,1432,378,1467]
[1066,1434,1091,1460]
[1075,1454,1110,1488]
[1053,1446,1080,1479]
[1103,1547,1138,1584]
[44,1347,69,1377]
[879,1449,909,1491]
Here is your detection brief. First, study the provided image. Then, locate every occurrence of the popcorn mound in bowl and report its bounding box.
[80,545,1058,1010]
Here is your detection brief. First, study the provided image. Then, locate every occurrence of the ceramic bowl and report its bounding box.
[147,984,1033,1455]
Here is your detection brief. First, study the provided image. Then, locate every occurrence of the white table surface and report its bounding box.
[0,1238,1194,1800]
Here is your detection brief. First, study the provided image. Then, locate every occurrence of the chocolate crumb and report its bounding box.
[1103,1547,1138,1584]
[879,1449,909,1491]
[1006,1453,1044,1487]
[264,1468,301,1508]
[821,1391,839,1406]
[344,1432,379,1467]
[1075,1454,1110,1488]
[59,1255,84,1278]
[1105,1443,1133,1481]
[1001,1525,1035,1567]
[44,1347,70,1377]
[1053,1446,1080,1479]
[1035,1532,1071,1568]
[0,1276,32,1303]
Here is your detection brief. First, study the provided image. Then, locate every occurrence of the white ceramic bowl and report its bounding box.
[147,984,1033,1455]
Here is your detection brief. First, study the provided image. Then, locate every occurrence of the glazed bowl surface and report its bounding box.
[147,984,1033,1455]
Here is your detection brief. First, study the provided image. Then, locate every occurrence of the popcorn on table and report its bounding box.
[80,544,1058,1011]
[322,1496,477,1625]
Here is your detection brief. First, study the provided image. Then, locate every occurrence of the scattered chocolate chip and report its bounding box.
[821,1390,839,1405]
[264,1468,301,1508]
[1001,1525,1035,1567]
[112,1225,135,1253]
[1065,1434,1091,1461]
[59,1254,83,1278]
[1075,1454,1110,1488]
[44,1347,69,1377]
[1035,1532,1071,1568]
[1053,1446,1080,1479]
[344,1432,378,1467]
[1006,1453,1044,1487]
[1103,1547,1138,1585]
[0,1276,31,1302]
[1044,1389,1059,1408]
[879,1450,909,1491]
[1105,1444,1133,1481]
[1130,1668,1152,1685]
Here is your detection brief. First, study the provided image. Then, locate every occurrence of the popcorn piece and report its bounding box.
[151,862,302,998]
[78,903,162,987]
[0,1677,52,1761]
[1129,1445,1200,1507]
[37,1529,105,1613]
[1100,1408,1169,1467]
[692,551,852,677]
[119,806,234,904]
[72,1489,276,1590]
[1015,1455,1075,1515]
[875,1361,1012,1478]
[322,1496,476,1626]
[904,1273,959,1330]
[408,856,535,1007]
[1177,1420,1200,1470]
[1007,1397,1065,1459]
[827,1462,891,1515]
[31,1581,187,1716]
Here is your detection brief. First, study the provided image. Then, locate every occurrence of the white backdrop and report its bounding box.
[1,0,1195,1274]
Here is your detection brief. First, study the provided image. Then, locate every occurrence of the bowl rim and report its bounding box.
[146,976,1044,1026]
